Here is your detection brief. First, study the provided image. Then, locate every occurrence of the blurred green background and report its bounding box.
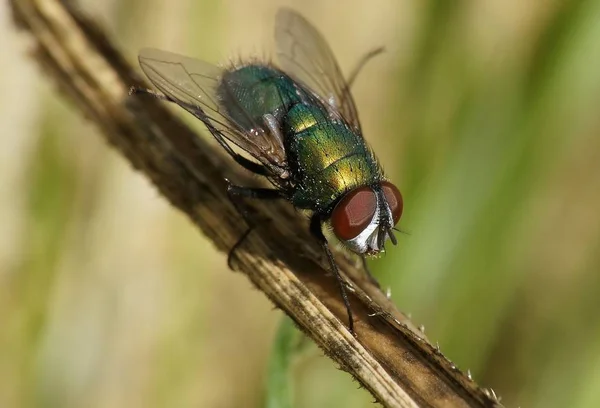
[2,0,600,407]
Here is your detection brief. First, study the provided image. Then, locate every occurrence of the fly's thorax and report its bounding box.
[218,65,301,131]
[329,182,403,255]
[283,104,382,212]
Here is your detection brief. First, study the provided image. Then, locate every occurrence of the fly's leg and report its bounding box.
[227,154,272,177]
[361,256,381,288]
[130,86,170,101]
[309,214,355,335]
[226,182,286,268]
[347,47,385,89]
[130,86,273,177]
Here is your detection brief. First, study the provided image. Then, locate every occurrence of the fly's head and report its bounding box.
[330,181,403,257]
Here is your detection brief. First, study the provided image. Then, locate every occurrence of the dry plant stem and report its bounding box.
[9,1,504,407]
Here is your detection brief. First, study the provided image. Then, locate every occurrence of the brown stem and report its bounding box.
[9,0,503,406]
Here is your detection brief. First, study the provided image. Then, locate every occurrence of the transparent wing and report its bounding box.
[275,8,362,134]
[138,48,287,169]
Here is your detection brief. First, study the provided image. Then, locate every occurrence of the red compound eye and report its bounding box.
[331,187,377,241]
[381,181,403,226]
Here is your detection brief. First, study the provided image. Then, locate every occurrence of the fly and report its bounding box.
[132,8,403,334]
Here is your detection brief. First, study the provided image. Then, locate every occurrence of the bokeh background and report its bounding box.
[2,0,600,407]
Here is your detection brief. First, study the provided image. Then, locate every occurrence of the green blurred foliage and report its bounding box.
[2,0,600,407]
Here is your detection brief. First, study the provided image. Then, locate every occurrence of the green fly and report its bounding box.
[133,8,403,333]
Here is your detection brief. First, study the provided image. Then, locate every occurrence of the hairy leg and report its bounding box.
[310,214,355,335]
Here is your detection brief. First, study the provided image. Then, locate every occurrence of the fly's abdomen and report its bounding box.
[284,104,380,211]
[219,65,300,131]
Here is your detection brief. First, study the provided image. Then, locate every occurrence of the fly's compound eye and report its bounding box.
[331,187,377,241]
[381,181,403,226]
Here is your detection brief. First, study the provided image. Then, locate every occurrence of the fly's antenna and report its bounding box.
[387,226,398,246]
[393,227,410,236]
[376,220,387,250]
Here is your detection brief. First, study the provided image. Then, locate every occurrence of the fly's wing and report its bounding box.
[138,48,287,170]
[275,8,362,134]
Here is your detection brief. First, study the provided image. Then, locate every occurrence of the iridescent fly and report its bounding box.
[133,8,403,333]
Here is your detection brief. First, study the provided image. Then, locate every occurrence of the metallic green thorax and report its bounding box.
[220,65,299,130]
[220,64,382,213]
